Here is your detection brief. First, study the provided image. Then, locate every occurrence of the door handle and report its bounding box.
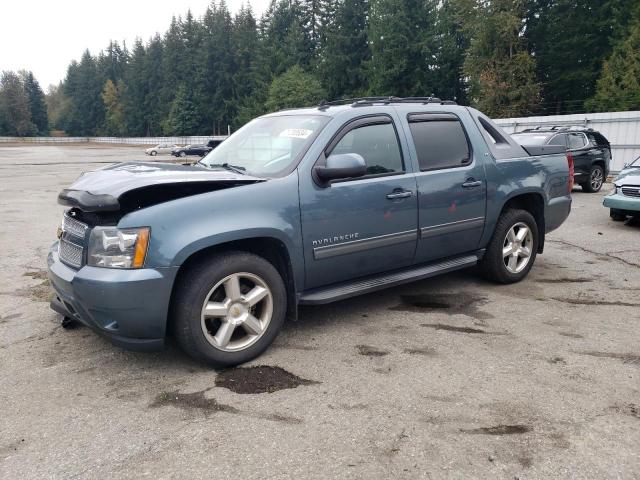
[386,189,413,200]
[462,179,482,188]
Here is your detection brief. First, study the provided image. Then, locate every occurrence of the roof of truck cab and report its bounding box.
[264,102,470,118]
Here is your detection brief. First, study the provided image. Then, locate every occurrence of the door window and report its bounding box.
[408,117,471,171]
[548,134,567,147]
[331,123,403,175]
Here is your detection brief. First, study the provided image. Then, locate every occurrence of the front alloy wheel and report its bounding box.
[172,251,287,367]
[200,272,273,352]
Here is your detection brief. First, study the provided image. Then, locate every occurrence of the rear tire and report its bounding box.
[479,209,539,284]
[172,251,287,367]
[610,209,627,221]
[582,165,604,193]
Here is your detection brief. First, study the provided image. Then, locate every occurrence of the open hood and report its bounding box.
[58,162,265,213]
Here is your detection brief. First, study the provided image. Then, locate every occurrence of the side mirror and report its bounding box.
[314,153,367,183]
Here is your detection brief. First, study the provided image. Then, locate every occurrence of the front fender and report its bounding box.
[118,173,304,285]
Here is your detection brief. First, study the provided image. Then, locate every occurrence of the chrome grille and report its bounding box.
[59,238,83,268]
[621,186,640,198]
[63,213,89,238]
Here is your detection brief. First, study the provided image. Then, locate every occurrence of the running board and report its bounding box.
[299,254,480,305]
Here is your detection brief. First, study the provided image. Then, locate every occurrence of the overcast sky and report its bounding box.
[1,0,271,90]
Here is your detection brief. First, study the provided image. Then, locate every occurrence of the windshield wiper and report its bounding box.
[208,163,248,175]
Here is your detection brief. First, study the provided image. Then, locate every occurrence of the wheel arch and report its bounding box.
[169,236,298,331]
[497,192,546,254]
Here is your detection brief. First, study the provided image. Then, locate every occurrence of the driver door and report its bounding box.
[299,115,418,289]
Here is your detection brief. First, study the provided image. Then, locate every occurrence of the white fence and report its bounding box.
[495,110,640,173]
[0,136,228,145]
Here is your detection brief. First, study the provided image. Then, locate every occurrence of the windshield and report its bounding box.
[630,156,640,167]
[511,133,549,146]
[200,115,329,177]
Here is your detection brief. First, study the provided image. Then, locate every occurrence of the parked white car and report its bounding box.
[145,144,178,156]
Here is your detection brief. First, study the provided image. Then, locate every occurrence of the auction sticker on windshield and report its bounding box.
[279,128,313,139]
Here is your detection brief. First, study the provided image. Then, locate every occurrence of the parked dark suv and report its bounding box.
[511,126,611,192]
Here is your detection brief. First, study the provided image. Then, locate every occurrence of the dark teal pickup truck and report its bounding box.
[48,97,572,366]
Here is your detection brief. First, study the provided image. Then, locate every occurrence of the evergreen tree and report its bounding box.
[463,0,540,117]
[430,0,468,103]
[587,10,640,112]
[320,0,370,99]
[21,71,49,134]
[0,71,36,136]
[368,0,437,96]
[261,0,313,76]
[524,0,635,114]
[201,1,235,134]
[265,65,326,111]
[232,5,265,127]
[164,84,201,134]
[121,39,148,136]
[62,50,104,135]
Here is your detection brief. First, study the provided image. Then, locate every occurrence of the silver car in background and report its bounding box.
[145,143,178,156]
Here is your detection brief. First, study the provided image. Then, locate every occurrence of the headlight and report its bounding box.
[88,227,150,269]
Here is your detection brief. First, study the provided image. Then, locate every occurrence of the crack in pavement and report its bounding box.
[547,239,640,268]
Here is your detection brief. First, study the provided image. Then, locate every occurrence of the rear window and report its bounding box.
[408,115,471,171]
[568,133,587,150]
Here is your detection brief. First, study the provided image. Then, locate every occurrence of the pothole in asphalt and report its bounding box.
[461,424,532,435]
[421,323,487,334]
[357,345,390,357]
[391,293,494,320]
[536,277,592,283]
[215,366,319,394]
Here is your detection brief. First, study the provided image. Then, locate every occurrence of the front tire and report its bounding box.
[150,150,157,156]
[610,209,627,221]
[172,252,287,367]
[180,151,187,158]
[582,165,604,193]
[479,209,539,284]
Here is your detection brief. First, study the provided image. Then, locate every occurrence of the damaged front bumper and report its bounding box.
[47,242,179,352]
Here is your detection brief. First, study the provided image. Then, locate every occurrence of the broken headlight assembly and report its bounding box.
[88,227,150,269]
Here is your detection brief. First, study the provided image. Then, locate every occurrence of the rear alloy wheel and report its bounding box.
[582,165,604,193]
[479,209,539,284]
[172,252,286,367]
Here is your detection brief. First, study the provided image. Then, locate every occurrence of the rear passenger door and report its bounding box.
[405,113,487,263]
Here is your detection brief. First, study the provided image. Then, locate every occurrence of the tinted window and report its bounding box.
[548,134,567,147]
[409,119,470,171]
[332,123,403,175]
[568,133,586,150]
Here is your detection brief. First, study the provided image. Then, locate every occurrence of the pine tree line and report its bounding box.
[3,0,640,137]
[0,71,48,136]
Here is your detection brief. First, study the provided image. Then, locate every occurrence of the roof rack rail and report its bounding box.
[521,124,594,133]
[317,96,457,110]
